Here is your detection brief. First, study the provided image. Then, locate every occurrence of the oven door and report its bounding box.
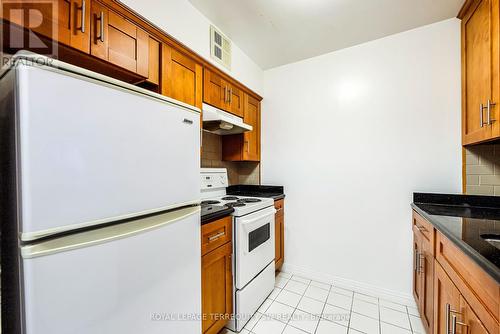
[235,206,276,289]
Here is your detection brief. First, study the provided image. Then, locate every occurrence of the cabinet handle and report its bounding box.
[415,225,427,233]
[245,140,250,153]
[480,103,485,128]
[419,253,424,274]
[487,99,496,125]
[229,87,232,104]
[80,0,86,33]
[223,86,227,103]
[97,11,105,42]
[446,304,464,334]
[208,231,225,242]
[451,314,469,334]
[414,250,419,272]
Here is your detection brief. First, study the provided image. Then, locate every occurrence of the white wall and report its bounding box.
[119,0,263,94]
[261,19,462,298]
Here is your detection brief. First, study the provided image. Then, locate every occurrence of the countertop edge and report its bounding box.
[411,203,500,284]
[201,209,234,226]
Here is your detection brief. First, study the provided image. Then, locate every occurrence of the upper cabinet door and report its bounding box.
[461,0,499,145]
[226,83,243,117]
[90,1,148,77]
[90,0,108,60]
[243,94,261,161]
[203,69,226,110]
[69,0,90,53]
[162,44,203,109]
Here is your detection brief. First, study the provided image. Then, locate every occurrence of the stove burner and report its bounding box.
[201,200,221,205]
[237,198,262,203]
[222,196,240,201]
[226,202,246,207]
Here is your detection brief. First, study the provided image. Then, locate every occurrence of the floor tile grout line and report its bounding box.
[284,274,312,333]
[405,305,415,334]
[313,282,332,334]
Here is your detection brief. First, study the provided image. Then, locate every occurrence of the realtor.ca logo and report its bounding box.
[2,0,58,64]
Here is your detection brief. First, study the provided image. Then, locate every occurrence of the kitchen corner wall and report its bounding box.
[465,144,500,195]
[201,132,260,185]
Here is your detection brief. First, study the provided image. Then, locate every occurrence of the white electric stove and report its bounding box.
[201,168,276,332]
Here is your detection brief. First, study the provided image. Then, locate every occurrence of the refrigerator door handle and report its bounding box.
[21,206,200,259]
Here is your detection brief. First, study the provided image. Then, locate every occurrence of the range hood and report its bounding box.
[202,103,252,135]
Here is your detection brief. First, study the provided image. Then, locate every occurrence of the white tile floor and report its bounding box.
[220,272,423,334]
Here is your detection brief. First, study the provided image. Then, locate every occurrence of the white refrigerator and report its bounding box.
[0,53,202,334]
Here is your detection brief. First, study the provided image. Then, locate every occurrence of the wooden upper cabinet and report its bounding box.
[146,37,160,86]
[461,0,500,145]
[90,0,148,77]
[222,93,261,161]
[434,261,461,334]
[162,44,203,109]
[226,83,243,117]
[243,94,261,161]
[203,68,244,117]
[203,68,226,110]
[2,0,90,53]
[68,0,91,53]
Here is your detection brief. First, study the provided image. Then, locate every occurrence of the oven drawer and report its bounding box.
[201,216,232,256]
[233,261,275,332]
[235,206,276,289]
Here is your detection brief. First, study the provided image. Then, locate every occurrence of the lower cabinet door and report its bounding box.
[434,261,461,334]
[413,231,422,304]
[459,296,490,334]
[274,212,283,269]
[420,238,434,334]
[201,242,233,334]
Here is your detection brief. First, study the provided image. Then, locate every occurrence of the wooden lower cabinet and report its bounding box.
[201,217,233,334]
[412,211,434,334]
[460,296,490,334]
[413,210,499,334]
[274,199,284,271]
[434,261,461,334]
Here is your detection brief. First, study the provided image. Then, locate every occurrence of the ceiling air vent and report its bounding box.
[210,25,231,69]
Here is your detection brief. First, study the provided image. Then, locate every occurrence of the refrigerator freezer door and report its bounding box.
[22,206,202,334]
[16,65,200,240]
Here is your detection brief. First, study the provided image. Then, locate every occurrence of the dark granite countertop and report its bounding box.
[227,185,285,200]
[412,192,500,283]
[201,204,234,225]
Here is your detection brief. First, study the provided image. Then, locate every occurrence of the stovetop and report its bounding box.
[201,195,274,217]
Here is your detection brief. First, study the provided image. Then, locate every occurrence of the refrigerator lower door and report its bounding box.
[21,206,201,334]
[15,64,200,241]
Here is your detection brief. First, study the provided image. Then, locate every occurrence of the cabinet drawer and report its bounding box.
[275,199,284,216]
[435,231,499,334]
[412,211,433,244]
[201,216,232,256]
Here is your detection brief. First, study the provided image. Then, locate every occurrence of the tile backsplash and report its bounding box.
[465,144,500,195]
[201,131,260,185]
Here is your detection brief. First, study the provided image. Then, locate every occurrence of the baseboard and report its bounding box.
[281,263,415,307]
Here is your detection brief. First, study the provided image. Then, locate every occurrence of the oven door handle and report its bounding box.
[240,209,276,234]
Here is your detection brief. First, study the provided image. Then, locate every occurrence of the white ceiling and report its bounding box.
[188,0,464,69]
